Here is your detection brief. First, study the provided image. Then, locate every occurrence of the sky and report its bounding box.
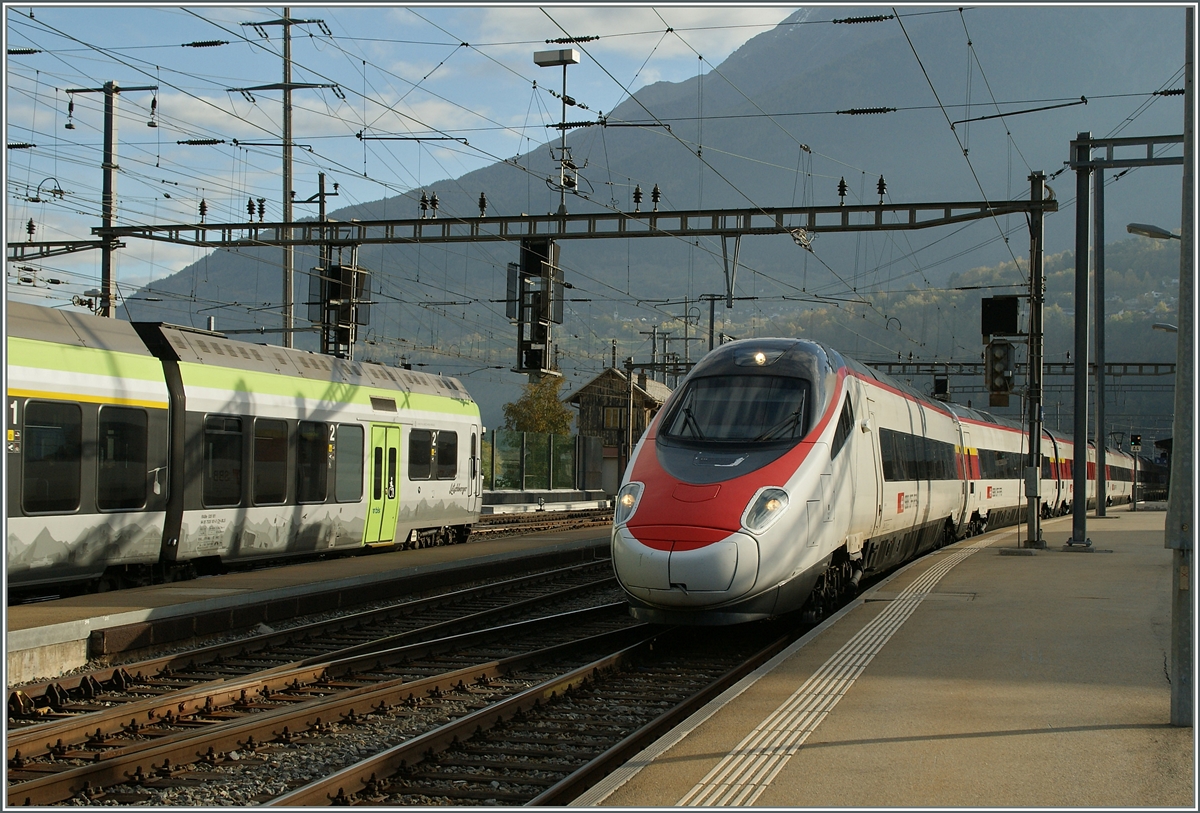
[5,3,800,305]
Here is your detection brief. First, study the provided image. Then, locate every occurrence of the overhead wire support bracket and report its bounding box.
[1067,133,1185,169]
[951,96,1088,127]
[356,132,468,144]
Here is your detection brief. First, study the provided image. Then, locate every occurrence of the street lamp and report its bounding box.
[1127,222,1182,240]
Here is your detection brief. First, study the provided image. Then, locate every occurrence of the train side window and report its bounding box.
[897,429,912,482]
[23,401,82,513]
[296,421,328,503]
[372,446,384,500]
[98,406,148,510]
[335,424,364,502]
[254,419,288,504]
[436,431,458,479]
[409,429,433,480]
[831,397,854,459]
[880,427,898,481]
[203,415,243,507]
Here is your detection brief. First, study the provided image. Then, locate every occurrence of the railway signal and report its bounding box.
[986,339,1015,406]
[512,237,563,379]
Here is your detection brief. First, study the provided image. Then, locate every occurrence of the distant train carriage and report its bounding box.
[6,302,483,593]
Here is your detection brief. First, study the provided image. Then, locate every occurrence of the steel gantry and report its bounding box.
[1068,131,1184,541]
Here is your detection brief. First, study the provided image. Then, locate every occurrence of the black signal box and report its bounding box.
[981,296,1021,338]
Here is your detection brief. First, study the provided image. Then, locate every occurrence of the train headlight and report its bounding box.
[615,482,644,526]
[743,487,790,533]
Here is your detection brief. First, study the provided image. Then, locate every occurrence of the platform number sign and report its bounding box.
[7,398,20,454]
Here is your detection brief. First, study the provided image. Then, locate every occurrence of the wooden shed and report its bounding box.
[563,368,673,492]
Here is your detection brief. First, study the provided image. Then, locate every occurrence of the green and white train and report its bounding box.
[6,301,484,595]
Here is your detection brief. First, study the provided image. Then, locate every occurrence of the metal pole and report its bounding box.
[100,81,118,317]
[709,296,716,350]
[1069,132,1093,546]
[624,357,635,479]
[1025,171,1046,548]
[282,6,294,348]
[1167,4,1194,728]
[683,296,690,370]
[1094,166,1108,517]
[558,63,568,216]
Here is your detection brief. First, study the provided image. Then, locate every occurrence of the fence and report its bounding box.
[481,430,604,492]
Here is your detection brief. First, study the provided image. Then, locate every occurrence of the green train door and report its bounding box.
[364,424,401,545]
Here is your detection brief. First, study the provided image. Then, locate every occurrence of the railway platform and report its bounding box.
[6,526,610,687]
[582,506,1194,808]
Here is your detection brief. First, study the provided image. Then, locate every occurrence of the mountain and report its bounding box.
[122,6,1187,430]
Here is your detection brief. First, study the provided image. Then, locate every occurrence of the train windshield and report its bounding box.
[661,375,810,443]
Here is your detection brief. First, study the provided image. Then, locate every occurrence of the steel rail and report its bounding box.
[267,636,659,806]
[8,561,609,729]
[7,606,642,806]
[269,628,793,806]
[7,576,617,761]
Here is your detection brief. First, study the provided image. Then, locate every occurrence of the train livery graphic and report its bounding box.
[6,301,483,593]
[611,338,1136,625]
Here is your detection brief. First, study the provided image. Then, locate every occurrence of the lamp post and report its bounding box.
[1129,5,1194,728]
[534,48,580,217]
[1127,222,1182,240]
[1129,219,1191,727]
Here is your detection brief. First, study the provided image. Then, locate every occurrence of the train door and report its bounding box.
[468,424,481,513]
[863,394,884,534]
[1044,433,1060,515]
[957,423,972,531]
[364,424,401,545]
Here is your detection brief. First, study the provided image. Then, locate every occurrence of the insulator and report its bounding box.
[25,218,35,238]
[257,199,266,221]
[419,191,428,215]
[651,184,661,210]
[430,192,439,213]
[478,192,487,217]
[877,175,886,202]
[247,197,256,219]
[198,199,207,220]
[837,176,848,204]
[632,184,642,211]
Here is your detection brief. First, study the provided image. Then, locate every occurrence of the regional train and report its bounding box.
[6,301,484,595]
[611,337,1136,625]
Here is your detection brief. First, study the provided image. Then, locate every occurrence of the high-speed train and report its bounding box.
[611,338,1134,625]
[6,301,484,595]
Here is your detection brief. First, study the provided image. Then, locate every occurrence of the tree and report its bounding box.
[502,376,573,434]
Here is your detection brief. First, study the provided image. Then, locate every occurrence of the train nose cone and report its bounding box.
[612,528,759,608]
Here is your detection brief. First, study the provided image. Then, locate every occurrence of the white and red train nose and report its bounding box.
[612,523,761,607]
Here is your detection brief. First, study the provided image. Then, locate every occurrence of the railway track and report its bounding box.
[10,612,793,807]
[8,562,615,732]
[470,508,613,538]
[6,579,641,806]
[269,624,792,806]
